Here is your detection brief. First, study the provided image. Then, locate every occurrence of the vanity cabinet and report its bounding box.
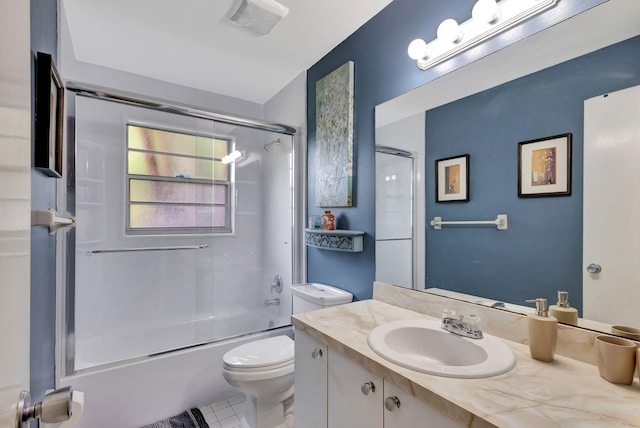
[383,382,463,428]
[294,329,328,428]
[328,349,383,428]
[295,329,466,428]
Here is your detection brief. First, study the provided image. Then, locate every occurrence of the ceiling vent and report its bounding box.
[229,0,289,35]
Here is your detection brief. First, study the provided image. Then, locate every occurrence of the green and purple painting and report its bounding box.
[315,61,354,207]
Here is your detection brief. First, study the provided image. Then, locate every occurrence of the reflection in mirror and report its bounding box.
[375,114,426,290]
[374,1,640,337]
[375,147,414,288]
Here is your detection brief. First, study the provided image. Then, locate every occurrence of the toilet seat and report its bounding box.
[223,335,294,372]
[224,359,293,372]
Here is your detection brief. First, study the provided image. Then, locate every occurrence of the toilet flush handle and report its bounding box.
[311,349,323,359]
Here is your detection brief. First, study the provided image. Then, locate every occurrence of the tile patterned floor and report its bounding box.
[199,395,250,428]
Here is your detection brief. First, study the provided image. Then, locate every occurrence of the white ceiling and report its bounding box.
[62,0,394,104]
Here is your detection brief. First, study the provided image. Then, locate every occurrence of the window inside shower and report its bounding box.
[67,95,297,373]
[126,124,233,234]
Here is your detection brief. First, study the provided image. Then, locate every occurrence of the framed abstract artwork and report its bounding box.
[435,154,469,203]
[518,133,572,197]
[315,61,354,207]
[35,51,64,178]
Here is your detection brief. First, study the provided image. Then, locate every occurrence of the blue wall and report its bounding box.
[306,0,604,300]
[425,36,640,313]
[30,0,58,405]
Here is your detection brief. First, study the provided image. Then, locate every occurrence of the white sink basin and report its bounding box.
[367,319,516,378]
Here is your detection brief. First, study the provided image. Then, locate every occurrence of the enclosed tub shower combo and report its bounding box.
[59,85,303,428]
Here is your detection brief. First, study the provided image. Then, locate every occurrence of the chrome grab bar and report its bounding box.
[85,244,208,256]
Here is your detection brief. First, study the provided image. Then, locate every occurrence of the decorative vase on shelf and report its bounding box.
[321,210,335,230]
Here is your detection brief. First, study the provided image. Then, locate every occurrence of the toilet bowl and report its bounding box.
[222,335,294,428]
[222,283,353,428]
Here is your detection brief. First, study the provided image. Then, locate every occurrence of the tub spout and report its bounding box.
[264,298,280,306]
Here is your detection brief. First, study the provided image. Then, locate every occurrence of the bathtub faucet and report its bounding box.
[264,298,280,306]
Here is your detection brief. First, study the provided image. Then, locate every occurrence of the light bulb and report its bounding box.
[472,0,501,24]
[407,38,430,60]
[437,19,463,44]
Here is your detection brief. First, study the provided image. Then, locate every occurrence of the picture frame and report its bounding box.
[436,154,469,202]
[35,51,64,178]
[518,133,571,197]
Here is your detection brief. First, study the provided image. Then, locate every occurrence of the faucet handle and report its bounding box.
[442,308,456,319]
[466,314,481,332]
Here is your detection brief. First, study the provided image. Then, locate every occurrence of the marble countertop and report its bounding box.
[292,299,640,428]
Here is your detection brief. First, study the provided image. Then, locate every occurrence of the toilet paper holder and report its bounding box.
[16,386,72,428]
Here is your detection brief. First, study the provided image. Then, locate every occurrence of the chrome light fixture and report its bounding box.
[408,0,558,70]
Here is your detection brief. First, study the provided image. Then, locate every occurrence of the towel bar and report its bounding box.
[31,209,76,235]
[431,214,508,230]
[85,244,209,256]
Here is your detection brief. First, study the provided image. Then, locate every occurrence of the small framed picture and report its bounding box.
[436,154,469,203]
[518,133,571,197]
[34,51,64,178]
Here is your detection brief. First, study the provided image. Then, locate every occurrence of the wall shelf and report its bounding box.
[305,229,365,252]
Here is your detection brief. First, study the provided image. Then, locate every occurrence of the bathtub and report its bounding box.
[74,307,288,371]
[62,311,292,428]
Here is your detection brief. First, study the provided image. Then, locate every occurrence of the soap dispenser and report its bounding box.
[549,290,578,326]
[525,298,558,362]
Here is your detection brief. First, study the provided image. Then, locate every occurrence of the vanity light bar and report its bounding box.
[409,0,558,71]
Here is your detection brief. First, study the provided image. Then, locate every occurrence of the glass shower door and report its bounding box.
[375,149,414,288]
[71,95,295,372]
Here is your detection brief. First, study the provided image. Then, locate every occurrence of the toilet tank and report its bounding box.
[291,283,353,314]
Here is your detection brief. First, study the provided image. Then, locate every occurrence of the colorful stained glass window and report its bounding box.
[126,124,232,233]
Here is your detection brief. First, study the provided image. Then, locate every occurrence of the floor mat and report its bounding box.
[141,408,208,428]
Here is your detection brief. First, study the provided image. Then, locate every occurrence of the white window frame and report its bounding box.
[125,123,235,235]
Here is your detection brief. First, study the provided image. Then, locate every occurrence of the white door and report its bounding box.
[0,1,32,426]
[583,85,640,326]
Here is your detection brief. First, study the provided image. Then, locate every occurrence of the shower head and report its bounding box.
[264,138,281,151]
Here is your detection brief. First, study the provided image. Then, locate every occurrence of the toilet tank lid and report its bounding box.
[291,283,353,305]
[223,335,294,368]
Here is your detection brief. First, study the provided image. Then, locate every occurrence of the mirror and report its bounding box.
[375,1,640,336]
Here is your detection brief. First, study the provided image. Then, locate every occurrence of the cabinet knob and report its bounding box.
[311,348,323,359]
[361,381,376,395]
[384,396,401,412]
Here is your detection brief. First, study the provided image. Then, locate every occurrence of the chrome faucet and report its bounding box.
[264,298,280,306]
[441,310,483,339]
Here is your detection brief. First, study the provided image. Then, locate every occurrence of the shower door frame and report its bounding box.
[58,82,305,377]
[375,146,416,289]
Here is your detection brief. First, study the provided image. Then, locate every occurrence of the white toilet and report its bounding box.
[222,283,353,428]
